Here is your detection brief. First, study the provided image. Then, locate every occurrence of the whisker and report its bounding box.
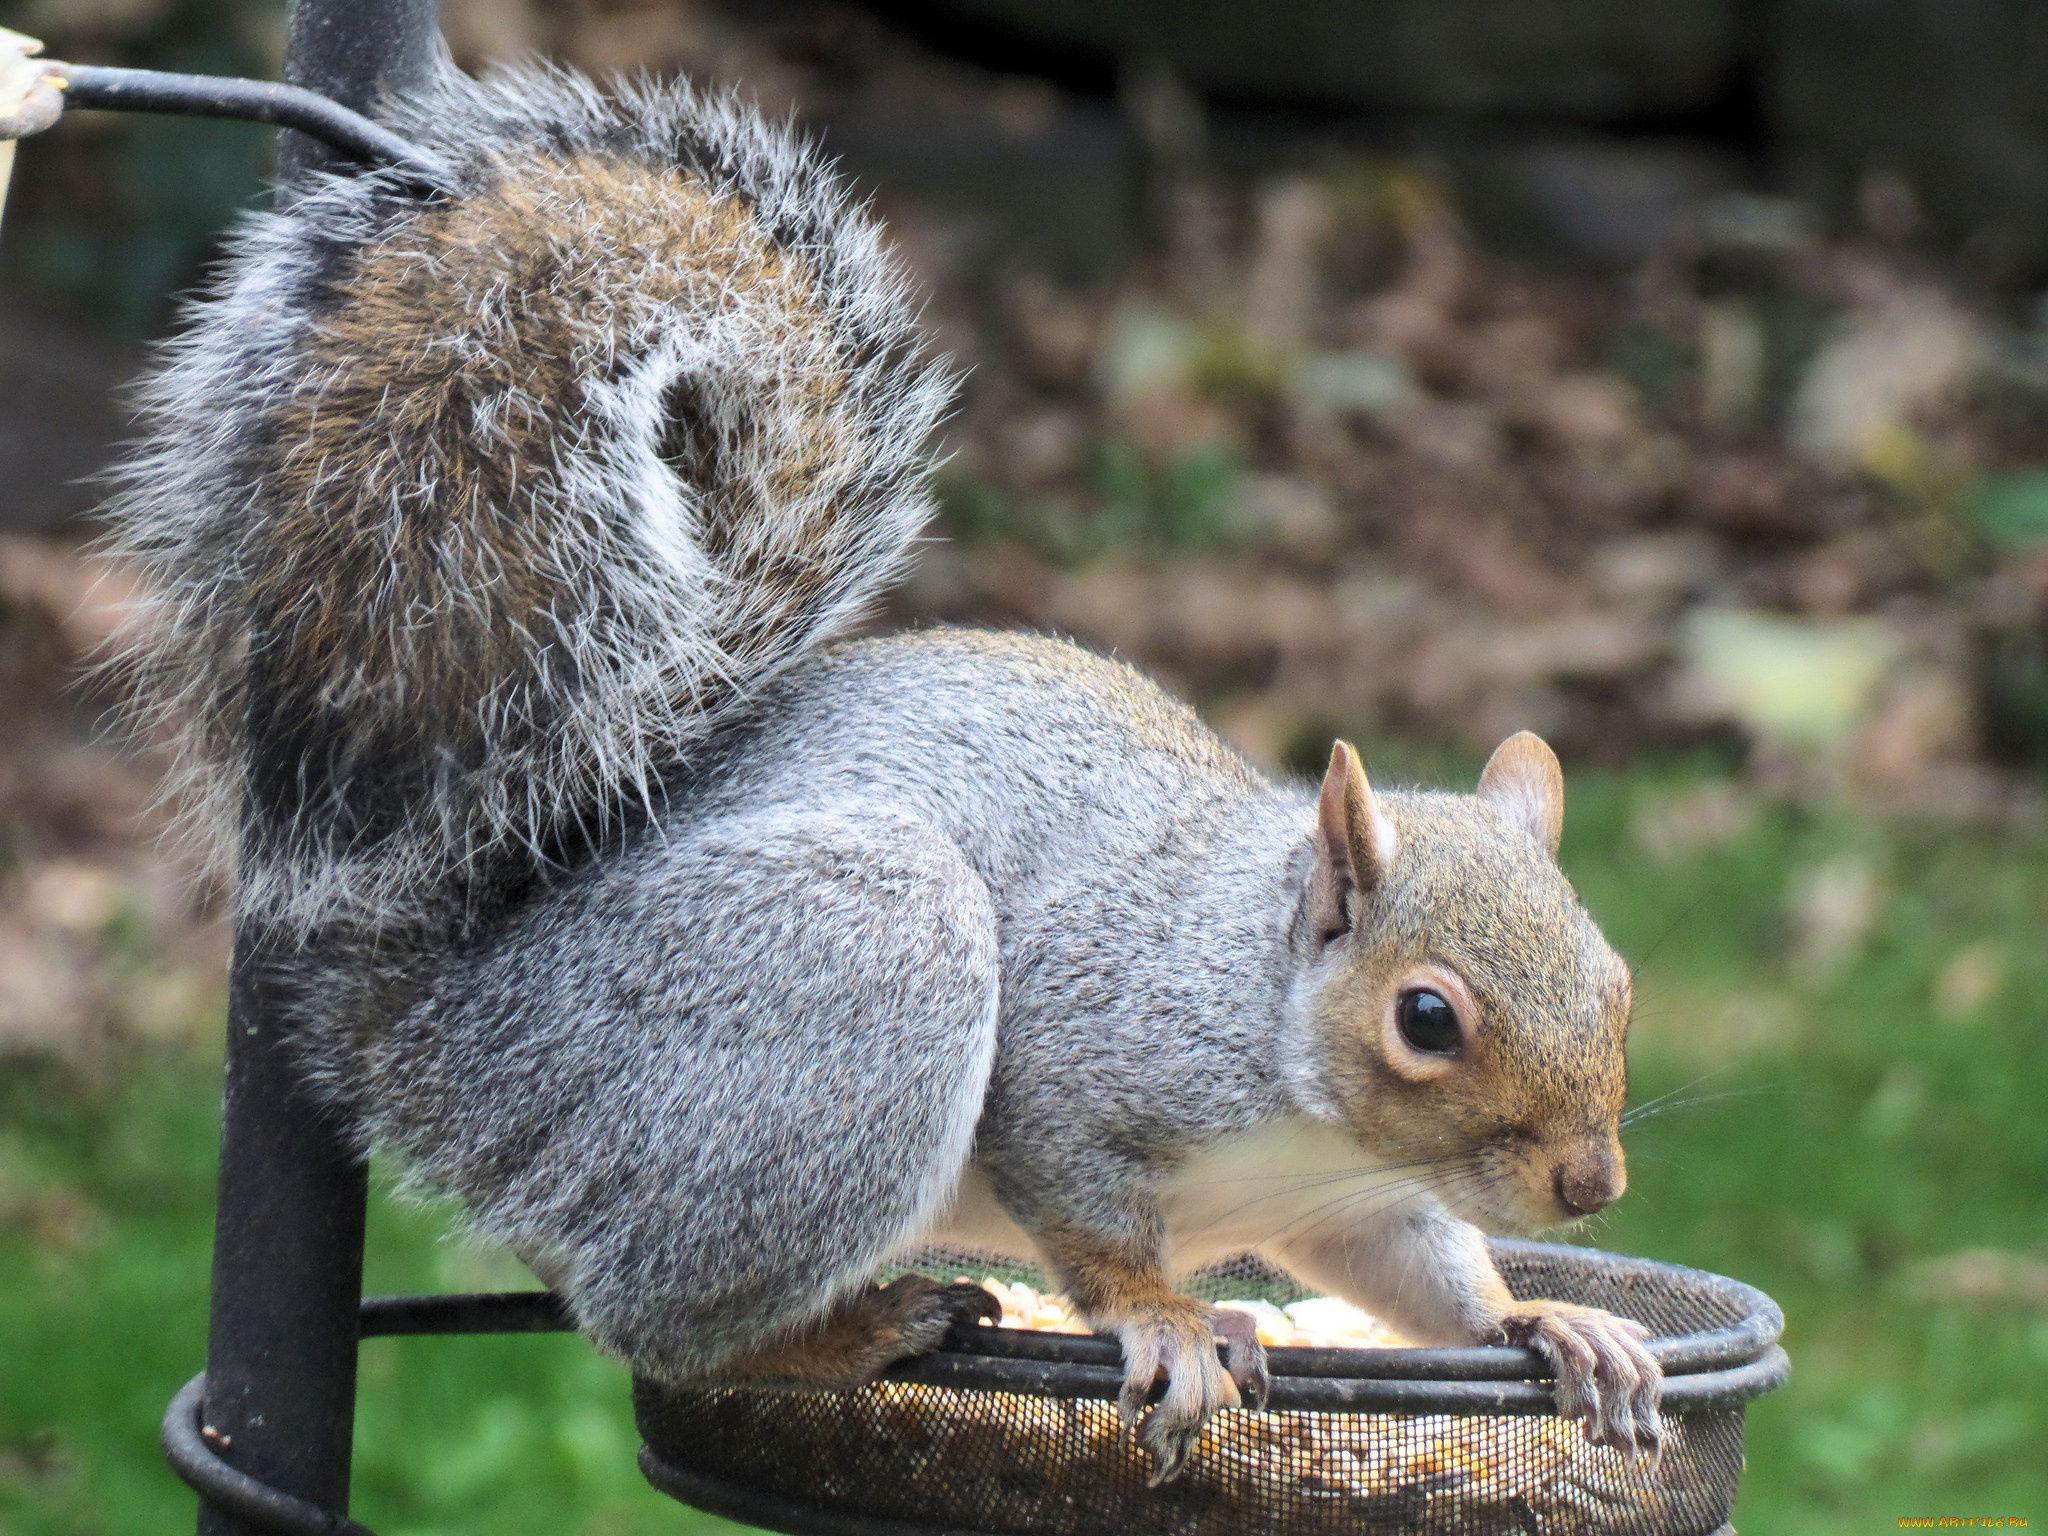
[1629,869,1732,969]
[1221,1164,1469,1253]
[1622,1149,1680,1171]
[1623,1063,1742,1119]
[1186,1154,1463,1235]
[1194,1161,1438,1186]
[1299,1159,1520,1257]
[1274,1178,1449,1257]
[1243,1154,1488,1255]
[1622,1085,1794,1126]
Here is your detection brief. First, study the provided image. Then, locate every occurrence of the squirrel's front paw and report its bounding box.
[1113,1297,1242,1485]
[1499,1300,1662,1461]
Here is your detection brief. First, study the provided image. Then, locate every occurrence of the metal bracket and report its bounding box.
[163,1292,574,1536]
[165,1376,376,1536]
[0,27,439,180]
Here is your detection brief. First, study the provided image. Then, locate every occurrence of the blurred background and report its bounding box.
[2,0,2047,1531]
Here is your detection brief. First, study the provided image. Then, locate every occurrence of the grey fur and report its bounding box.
[368,798,1000,1375]
[368,630,1316,1367]
[346,631,1620,1382]
[100,55,951,933]
[101,60,1650,1457]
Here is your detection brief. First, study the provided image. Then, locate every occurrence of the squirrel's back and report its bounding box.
[105,60,953,933]
[688,627,1280,877]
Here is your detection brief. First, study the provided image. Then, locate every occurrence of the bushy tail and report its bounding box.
[103,59,953,934]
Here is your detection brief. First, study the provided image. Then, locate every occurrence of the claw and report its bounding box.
[1211,1306,1272,1410]
[1501,1300,1664,1462]
[1139,1408,1199,1487]
[1109,1297,1240,1483]
[1116,1325,1166,1428]
[884,1274,1005,1353]
[946,1279,1006,1331]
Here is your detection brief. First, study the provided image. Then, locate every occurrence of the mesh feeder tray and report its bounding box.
[636,1240,1787,1536]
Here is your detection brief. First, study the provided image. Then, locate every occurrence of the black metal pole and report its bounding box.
[195,945,372,1536]
[195,5,439,1533]
[279,0,441,183]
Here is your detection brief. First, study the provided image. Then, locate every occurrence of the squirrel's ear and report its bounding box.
[1478,731,1565,856]
[1313,740,1398,940]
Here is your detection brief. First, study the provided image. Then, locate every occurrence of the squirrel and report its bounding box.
[103,58,1662,1482]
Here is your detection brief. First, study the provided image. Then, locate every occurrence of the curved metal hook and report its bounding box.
[2,37,441,186]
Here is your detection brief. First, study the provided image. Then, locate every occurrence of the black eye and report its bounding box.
[1396,989,1462,1054]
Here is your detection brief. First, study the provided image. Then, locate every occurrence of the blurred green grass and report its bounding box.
[0,1047,751,1536]
[3,762,2045,1533]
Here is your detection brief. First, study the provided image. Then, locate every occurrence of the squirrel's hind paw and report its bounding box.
[715,1276,1000,1390]
[1499,1300,1663,1463]
[1111,1299,1242,1485]
[882,1275,1005,1356]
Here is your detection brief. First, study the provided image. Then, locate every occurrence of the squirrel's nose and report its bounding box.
[1553,1151,1625,1218]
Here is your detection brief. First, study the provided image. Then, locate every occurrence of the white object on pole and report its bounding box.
[0,28,62,240]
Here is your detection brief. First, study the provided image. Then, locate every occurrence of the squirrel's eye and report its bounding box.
[1396,989,1462,1054]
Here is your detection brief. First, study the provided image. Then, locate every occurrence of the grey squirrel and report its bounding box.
[105,59,1662,1482]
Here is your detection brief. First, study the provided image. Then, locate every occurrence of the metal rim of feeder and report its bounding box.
[628,1239,1788,1536]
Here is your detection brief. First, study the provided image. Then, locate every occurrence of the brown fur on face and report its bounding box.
[1308,784,1632,1236]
